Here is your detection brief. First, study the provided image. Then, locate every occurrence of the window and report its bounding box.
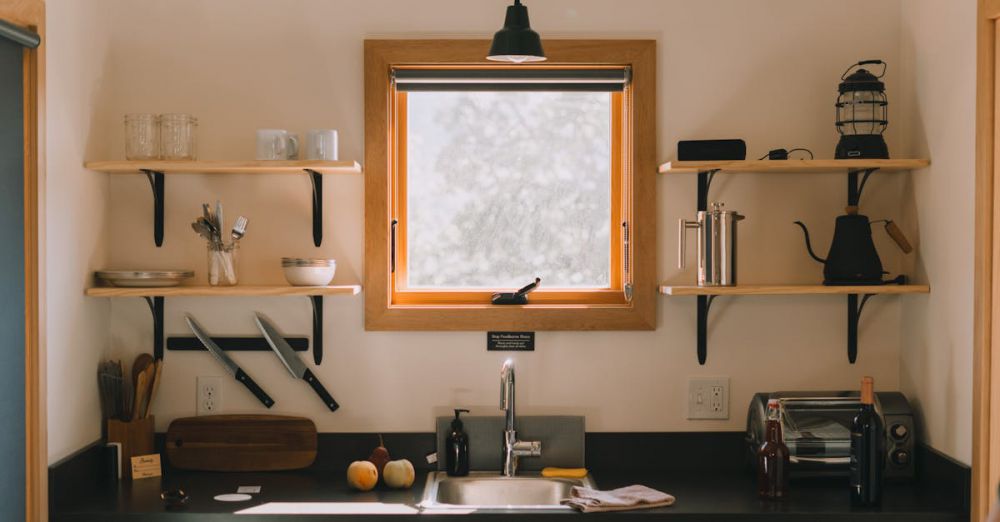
[365,40,656,330]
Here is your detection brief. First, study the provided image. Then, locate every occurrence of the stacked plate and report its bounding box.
[281,258,336,286]
[96,270,194,288]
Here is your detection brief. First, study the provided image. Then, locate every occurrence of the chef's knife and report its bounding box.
[185,314,275,408]
[254,313,339,412]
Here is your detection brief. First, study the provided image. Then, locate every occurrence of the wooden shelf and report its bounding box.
[85,284,362,298]
[659,159,929,174]
[84,160,362,175]
[659,284,930,296]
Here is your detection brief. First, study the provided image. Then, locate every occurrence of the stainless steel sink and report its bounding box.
[419,471,595,511]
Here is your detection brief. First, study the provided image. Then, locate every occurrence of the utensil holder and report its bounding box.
[107,416,155,480]
[207,241,239,286]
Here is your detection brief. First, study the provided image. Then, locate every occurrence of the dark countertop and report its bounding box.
[52,468,964,521]
[50,432,969,521]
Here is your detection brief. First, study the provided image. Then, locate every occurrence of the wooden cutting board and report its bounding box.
[166,415,317,471]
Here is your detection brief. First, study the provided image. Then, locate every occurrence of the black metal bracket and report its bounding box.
[167,336,309,351]
[693,170,721,365]
[847,293,875,363]
[141,169,165,247]
[847,168,878,207]
[697,295,718,364]
[310,295,323,365]
[143,296,165,360]
[306,169,323,247]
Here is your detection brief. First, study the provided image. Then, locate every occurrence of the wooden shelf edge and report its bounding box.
[658,158,930,174]
[84,160,363,175]
[85,284,362,297]
[658,284,931,296]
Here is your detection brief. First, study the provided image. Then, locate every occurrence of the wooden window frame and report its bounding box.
[0,2,45,520]
[364,39,656,331]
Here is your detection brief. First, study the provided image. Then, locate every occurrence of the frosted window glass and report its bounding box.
[406,91,611,289]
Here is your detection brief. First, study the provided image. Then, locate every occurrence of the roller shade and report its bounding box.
[393,67,629,92]
[0,20,39,49]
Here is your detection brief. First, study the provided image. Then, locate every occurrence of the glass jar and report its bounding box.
[207,241,239,286]
[160,113,198,160]
[124,114,160,160]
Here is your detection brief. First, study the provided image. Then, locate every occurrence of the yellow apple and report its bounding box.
[383,459,415,489]
[347,460,378,491]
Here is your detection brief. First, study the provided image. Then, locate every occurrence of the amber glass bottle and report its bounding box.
[757,399,790,499]
[850,376,884,506]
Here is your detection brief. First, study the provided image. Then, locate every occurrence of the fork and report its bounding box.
[231,216,248,242]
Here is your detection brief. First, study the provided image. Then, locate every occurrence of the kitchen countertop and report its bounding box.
[52,468,964,521]
[49,432,968,521]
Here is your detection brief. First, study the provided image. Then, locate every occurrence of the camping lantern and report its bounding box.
[835,60,889,159]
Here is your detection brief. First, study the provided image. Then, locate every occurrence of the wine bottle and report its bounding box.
[757,399,790,499]
[850,376,884,506]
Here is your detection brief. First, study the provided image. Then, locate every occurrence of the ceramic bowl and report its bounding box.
[281,258,336,286]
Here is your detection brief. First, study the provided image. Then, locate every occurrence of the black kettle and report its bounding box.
[794,206,912,286]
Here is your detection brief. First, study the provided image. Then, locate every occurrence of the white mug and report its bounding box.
[256,129,298,160]
[305,129,339,161]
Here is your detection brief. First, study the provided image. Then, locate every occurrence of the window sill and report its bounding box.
[365,300,655,331]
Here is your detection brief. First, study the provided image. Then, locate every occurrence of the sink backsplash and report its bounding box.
[435,415,585,472]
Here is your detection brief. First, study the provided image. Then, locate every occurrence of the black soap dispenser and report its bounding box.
[446,409,470,476]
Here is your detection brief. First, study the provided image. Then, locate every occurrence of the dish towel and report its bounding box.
[561,485,676,513]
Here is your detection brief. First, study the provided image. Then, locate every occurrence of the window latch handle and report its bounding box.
[491,277,541,305]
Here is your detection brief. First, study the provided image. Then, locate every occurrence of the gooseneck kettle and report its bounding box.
[794,206,912,285]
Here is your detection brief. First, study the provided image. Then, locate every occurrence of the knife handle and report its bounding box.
[235,368,275,408]
[303,368,339,412]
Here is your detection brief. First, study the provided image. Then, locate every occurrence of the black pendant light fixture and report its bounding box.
[487,0,546,63]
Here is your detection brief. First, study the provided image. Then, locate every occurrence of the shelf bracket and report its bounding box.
[305,169,323,247]
[143,296,165,360]
[697,169,720,212]
[847,168,878,207]
[847,293,875,363]
[697,295,717,365]
[693,169,721,365]
[310,295,323,365]
[141,169,165,247]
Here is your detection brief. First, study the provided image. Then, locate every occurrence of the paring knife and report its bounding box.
[254,313,339,412]
[185,315,275,408]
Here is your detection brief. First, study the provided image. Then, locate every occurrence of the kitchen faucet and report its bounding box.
[500,358,541,477]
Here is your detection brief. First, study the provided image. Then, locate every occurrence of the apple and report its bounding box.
[347,460,378,491]
[383,459,415,489]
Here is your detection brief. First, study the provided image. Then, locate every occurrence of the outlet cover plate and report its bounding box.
[688,377,729,420]
[197,376,223,415]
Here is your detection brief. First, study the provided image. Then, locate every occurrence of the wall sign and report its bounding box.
[487,332,535,351]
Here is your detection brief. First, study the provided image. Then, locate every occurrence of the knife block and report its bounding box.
[107,416,155,479]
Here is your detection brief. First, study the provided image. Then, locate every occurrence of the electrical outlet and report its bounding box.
[688,377,729,420]
[197,376,222,415]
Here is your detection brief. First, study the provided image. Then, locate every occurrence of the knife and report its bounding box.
[185,315,275,408]
[254,313,339,412]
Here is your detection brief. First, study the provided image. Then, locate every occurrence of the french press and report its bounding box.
[678,202,745,287]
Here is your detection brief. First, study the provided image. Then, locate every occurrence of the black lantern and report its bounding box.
[835,60,889,159]
[487,0,546,63]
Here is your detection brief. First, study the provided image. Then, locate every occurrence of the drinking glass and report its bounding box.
[124,114,160,160]
[160,113,198,160]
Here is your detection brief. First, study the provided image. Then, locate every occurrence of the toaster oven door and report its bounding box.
[780,398,867,465]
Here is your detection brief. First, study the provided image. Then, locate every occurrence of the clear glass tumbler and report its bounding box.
[207,241,239,286]
[160,113,198,160]
[124,114,160,160]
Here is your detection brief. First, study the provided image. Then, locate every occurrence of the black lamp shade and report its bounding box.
[488,0,545,63]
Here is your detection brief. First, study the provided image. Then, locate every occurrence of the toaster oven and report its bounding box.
[745,391,914,479]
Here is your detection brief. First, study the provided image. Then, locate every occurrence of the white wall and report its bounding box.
[53,0,926,460]
[898,0,977,465]
[44,0,113,462]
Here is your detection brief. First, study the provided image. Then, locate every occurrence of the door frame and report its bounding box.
[0,2,44,521]
[976,0,1000,520]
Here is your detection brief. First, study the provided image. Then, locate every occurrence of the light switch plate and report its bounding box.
[688,377,729,420]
